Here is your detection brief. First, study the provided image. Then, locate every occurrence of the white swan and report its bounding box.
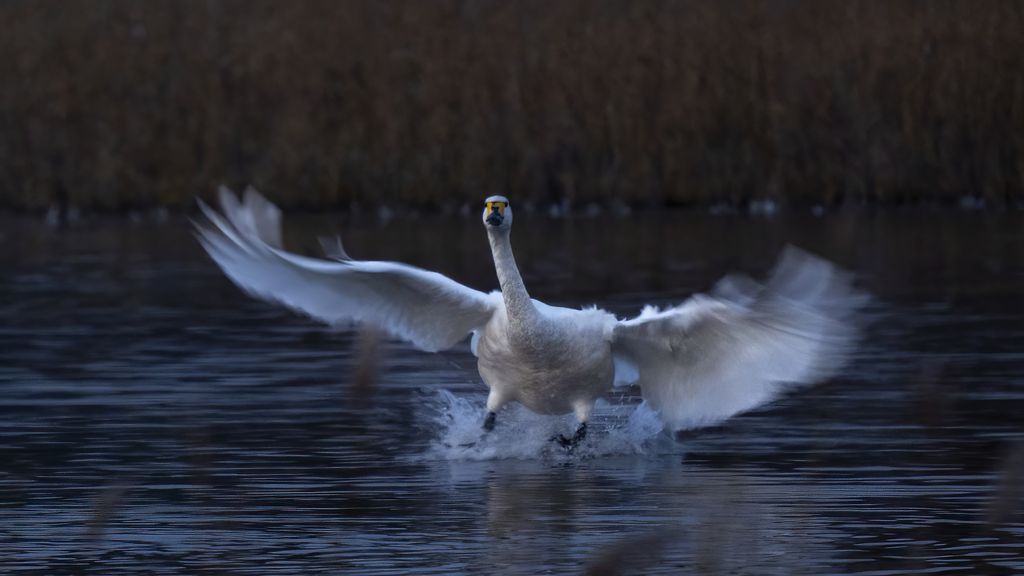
[195,188,862,446]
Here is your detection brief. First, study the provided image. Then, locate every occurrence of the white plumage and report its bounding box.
[197,187,495,353]
[196,188,862,439]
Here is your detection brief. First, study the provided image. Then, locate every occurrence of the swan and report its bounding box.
[195,188,862,446]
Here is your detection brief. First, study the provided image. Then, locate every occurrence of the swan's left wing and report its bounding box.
[195,190,496,352]
[610,248,863,431]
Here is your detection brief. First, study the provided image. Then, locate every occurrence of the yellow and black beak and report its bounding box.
[485,201,506,226]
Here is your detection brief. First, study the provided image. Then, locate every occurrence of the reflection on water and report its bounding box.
[1,211,1023,574]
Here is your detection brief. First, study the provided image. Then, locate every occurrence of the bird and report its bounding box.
[195,187,862,448]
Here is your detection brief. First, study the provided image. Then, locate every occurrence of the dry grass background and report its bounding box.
[1,0,1023,212]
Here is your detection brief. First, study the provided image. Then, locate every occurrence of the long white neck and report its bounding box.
[487,227,538,327]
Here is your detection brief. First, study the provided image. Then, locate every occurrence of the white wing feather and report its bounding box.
[195,189,496,352]
[612,248,863,431]
[216,185,284,249]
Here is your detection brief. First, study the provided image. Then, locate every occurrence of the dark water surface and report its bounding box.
[1,211,1022,575]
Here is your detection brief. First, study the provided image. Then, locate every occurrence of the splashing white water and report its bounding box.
[420,390,671,461]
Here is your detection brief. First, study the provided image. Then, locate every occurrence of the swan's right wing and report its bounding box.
[611,248,863,431]
[195,189,497,352]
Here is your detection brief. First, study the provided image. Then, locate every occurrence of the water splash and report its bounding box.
[421,390,671,461]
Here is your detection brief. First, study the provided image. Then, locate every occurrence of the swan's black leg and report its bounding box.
[482,411,497,432]
[556,422,587,449]
[453,411,498,448]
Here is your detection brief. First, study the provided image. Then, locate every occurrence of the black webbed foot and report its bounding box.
[447,411,498,448]
[482,411,497,432]
[554,422,587,450]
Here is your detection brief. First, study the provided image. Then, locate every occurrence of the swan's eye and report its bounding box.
[486,201,507,216]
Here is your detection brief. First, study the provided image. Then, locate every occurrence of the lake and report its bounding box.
[1,209,1022,575]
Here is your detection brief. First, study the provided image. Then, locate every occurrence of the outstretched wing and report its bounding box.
[215,185,285,249]
[611,248,864,431]
[195,188,497,352]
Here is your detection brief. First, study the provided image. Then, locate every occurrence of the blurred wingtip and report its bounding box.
[319,235,352,261]
[194,197,220,227]
[769,244,870,317]
[757,245,873,384]
[711,273,761,308]
[202,184,285,249]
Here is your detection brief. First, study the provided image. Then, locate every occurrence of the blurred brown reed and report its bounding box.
[584,527,684,576]
[985,441,1024,526]
[85,483,131,541]
[350,326,382,407]
[1,0,1022,213]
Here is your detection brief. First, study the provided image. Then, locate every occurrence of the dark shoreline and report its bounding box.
[4,197,1020,229]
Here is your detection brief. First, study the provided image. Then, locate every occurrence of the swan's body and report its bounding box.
[476,299,615,420]
[196,188,862,440]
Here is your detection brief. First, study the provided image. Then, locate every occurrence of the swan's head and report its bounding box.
[482,195,512,229]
